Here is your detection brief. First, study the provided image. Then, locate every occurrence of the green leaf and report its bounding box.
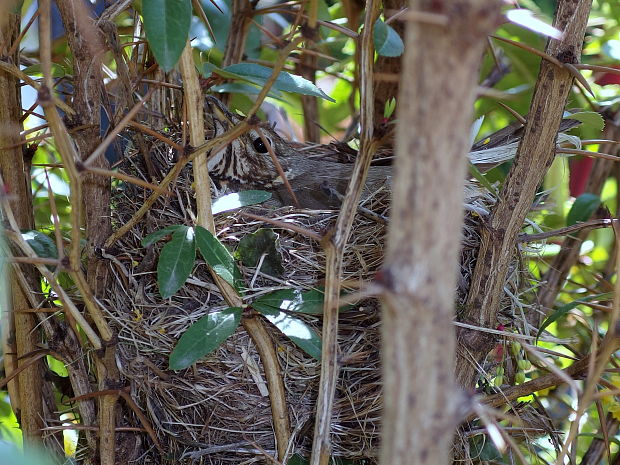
[260,308,322,360]
[211,83,284,100]
[253,288,325,315]
[565,111,605,132]
[212,190,272,214]
[195,226,244,293]
[23,63,66,78]
[235,228,284,277]
[373,19,404,57]
[204,62,336,102]
[566,193,601,226]
[538,292,613,339]
[22,230,58,261]
[142,224,186,247]
[143,0,192,72]
[169,307,242,369]
[157,226,196,298]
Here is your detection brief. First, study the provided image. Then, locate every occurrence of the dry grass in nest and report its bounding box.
[101,127,531,463]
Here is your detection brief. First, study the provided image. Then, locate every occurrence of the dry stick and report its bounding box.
[128,120,185,152]
[456,0,593,389]
[180,41,292,463]
[84,166,163,192]
[309,2,379,464]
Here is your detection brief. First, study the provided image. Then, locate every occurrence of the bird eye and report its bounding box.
[252,137,270,153]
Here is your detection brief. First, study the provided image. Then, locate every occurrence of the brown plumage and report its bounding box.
[205,96,390,209]
[204,97,582,209]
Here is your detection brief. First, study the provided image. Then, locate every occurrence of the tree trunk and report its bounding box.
[380,1,500,465]
[0,5,43,444]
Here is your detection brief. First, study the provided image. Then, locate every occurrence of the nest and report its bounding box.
[102,126,528,463]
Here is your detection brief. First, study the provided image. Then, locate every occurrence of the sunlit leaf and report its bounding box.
[212,190,272,214]
[253,288,325,315]
[260,307,322,360]
[373,19,404,57]
[505,9,562,39]
[195,226,244,293]
[157,226,196,298]
[566,193,601,226]
[143,0,192,71]
[169,307,242,369]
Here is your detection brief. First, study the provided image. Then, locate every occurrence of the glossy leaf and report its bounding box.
[143,0,192,72]
[204,62,335,102]
[195,226,244,293]
[373,19,404,57]
[142,224,186,247]
[261,308,322,360]
[566,193,601,226]
[235,228,284,277]
[212,190,272,214]
[157,226,196,298]
[169,307,242,369]
[253,288,325,315]
[211,83,284,100]
[538,293,612,340]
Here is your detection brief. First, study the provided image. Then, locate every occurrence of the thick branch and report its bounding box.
[456,0,593,389]
[0,6,43,444]
[380,1,500,464]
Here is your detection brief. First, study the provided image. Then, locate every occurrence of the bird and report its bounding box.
[203,96,581,209]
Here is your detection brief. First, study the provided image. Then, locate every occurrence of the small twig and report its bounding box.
[71,388,164,454]
[127,121,185,151]
[497,102,527,125]
[85,165,164,193]
[518,219,614,242]
[557,147,620,162]
[238,212,323,241]
[256,128,300,207]
[491,35,564,68]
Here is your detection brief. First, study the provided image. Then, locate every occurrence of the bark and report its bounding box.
[455,0,593,389]
[55,0,111,296]
[54,3,120,464]
[0,6,43,444]
[379,1,500,465]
